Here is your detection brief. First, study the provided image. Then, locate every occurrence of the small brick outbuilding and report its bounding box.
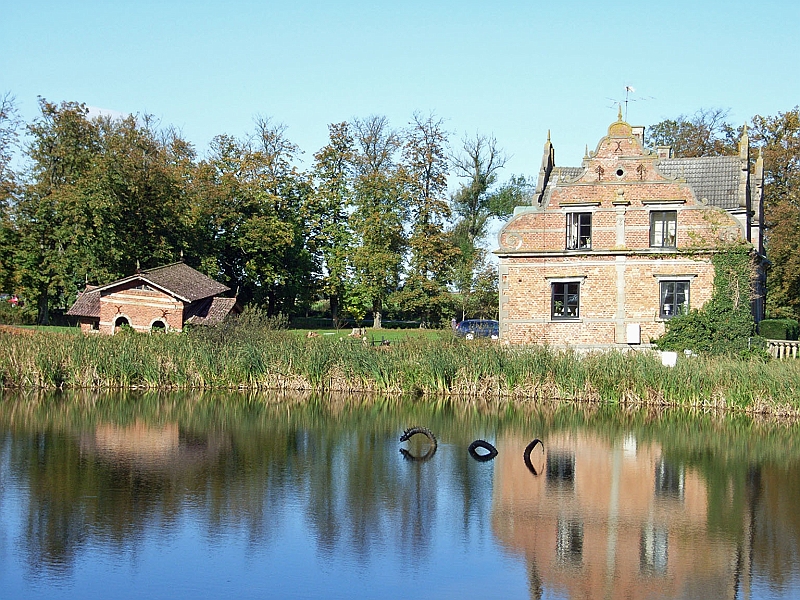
[495,114,766,349]
[67,262,239,334]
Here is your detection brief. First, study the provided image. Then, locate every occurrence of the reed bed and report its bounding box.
[1,328,800,414]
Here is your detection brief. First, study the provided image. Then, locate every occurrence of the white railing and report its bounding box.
[766,339,800,359]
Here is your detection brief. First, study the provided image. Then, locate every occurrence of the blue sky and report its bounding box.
[2,0,798,179]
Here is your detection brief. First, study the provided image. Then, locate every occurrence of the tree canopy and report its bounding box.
[647,106,800,318]
[2,97,799,328]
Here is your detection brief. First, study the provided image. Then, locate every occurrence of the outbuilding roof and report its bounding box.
[93,262,229,303]
[184,297,240,326]
[66,285,100,318]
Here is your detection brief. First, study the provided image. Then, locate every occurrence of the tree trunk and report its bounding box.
[330,294,340,329]
[38,288,49,325]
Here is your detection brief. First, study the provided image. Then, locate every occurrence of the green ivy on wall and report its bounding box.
[655,245,759,356]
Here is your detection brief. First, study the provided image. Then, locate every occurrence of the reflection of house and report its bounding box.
[492,433,741,600]
[80,422,229,472]
[495,114,765,348]
[67,262,239,334]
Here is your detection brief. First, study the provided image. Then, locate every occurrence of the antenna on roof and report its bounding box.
[606,86,654,121]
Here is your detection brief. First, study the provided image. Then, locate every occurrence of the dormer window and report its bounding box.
[566,212,592,250]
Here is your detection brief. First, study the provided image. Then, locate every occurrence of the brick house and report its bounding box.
[495,114,765,348]
[67,262,239,334]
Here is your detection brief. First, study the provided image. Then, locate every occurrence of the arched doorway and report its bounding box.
[151,320,167,333]
[113,316,130,334]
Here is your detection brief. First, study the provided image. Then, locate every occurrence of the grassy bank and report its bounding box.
[1,328,799,414]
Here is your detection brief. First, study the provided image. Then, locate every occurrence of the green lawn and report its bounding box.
[17,325,82,334]
[297,327,451,344]
[10,324,450,343]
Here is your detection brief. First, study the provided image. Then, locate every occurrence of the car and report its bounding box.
[455,319,499,340]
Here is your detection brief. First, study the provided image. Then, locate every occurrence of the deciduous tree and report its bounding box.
[647,108,738,157]
[0,93,20,293]
[307,122,355,326]
[349,116,406,328]
[396,112,458,325]
[749,108,800,316]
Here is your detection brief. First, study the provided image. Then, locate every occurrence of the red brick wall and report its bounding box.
[99,285,185,334]
[499,255,716,346]
[497,120,747,348]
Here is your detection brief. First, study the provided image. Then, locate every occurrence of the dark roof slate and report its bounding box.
[66,286,100,318]
[184,297,239,326]
[554,167,584,182]
[139,262,230,302]
[656,156,742,210]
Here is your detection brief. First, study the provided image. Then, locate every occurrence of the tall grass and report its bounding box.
[1,328,800,414]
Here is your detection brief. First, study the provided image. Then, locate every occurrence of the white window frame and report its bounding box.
[650,210,677,248]
[566,212,592,250]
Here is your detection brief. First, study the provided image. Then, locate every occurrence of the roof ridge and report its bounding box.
[142,261,184,273]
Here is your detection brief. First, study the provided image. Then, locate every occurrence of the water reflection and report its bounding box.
[1,391,800,599]
[490,430,784,600]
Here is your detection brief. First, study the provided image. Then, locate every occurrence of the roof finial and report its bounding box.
[584,144,589,158]
[180,249,184,262]
[618,103,623,121]
[136,259,140,273]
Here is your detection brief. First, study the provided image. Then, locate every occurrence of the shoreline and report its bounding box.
[1,328,799,419]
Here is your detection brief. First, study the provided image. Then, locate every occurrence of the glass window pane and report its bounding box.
[651,211,677,248]
[552,282,580,319]
[566,213,591,250]
[660,280,689,318]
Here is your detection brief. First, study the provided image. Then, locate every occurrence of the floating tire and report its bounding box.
[400,426,438,462]
[400,426,437,445]
[468,439,498,462]
[523,438,544,476]
[400,446,437,462]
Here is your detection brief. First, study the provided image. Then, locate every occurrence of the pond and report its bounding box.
[1,390,799,599]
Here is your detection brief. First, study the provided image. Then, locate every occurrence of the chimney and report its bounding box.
[656,146,672,159]
[631,126,645,146]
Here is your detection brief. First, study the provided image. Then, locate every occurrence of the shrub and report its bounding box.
[758,319,800,340]
[0,302,34,326]
[655,246,760,356]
